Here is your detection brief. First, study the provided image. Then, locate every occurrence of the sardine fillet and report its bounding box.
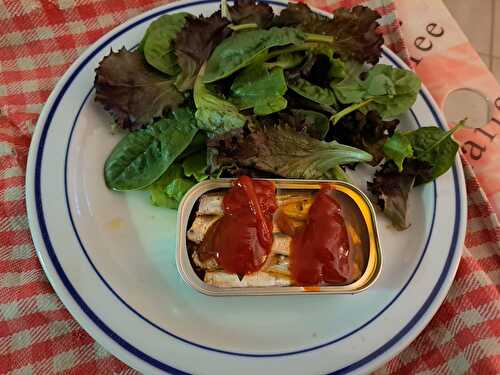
[271,233,291,256]
[198,193,312,216]
[192,251,219,271]
[204,271,292,287]
[197,194,224,216]
[187,215,221,244]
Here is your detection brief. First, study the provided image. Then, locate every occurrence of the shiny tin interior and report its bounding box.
[176,179,382,296]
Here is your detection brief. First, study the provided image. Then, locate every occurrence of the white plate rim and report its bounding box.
[25,0,467,373]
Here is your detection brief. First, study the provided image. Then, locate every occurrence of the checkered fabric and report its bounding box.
[0,0,499,374]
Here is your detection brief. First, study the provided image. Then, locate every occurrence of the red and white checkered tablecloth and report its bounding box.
[0,0,499,374]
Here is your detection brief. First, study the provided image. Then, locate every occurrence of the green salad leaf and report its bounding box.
[138,27,150,53]
[208,125,372,179]
[264,52,304,69]
[383,132,413,172]
[331,64,421,123]
[288,77,337,106]
[94,48,184,129]
[382,119,465,180]
[309,44,346,80]
[286,91,337,114]
[230,63,287,115]
[96,2,451,229]
[165,178,196,202]
[142,13,189,75]
[370,120,465,229]
[194,65,247,135]
[365,65,422,118]
[328,58,346,81]
[148,163,183,208]
[326,165,351,182]
[405,126,460,183]
[331,61,365,104]
[178,132,207,159]
[148,162,195,208]
[104,107,198,190]
[183,150,209,181]
[203,27,308,82]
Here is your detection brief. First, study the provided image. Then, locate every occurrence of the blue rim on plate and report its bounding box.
[30,1,464,373]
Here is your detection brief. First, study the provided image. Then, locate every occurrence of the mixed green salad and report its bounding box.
[95,1,463,230]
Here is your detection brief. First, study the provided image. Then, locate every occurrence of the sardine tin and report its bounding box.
[176,179,382,296]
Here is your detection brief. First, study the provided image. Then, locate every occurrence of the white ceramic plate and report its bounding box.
[26,1,467,374]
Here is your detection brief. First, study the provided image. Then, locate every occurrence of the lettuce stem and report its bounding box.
[221,0,231,20]
[229,23,258,31]
[330,98,374,124]
[305,33,334,44]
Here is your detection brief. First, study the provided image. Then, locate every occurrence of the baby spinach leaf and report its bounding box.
[94,48,184,129]
[286,91,337,115]
[331,66,369,104]
[230,63,287,115]
[331,60,364,103]
[208,125,372,179]
[383,120,464,180]
[383,132,413,172]
[255,96,288,116]
[265,52,304,69]
[365,65,421,118]
[308,44,346,81]
[288,77,337,106]
[194,65,247,135]
[203,27,307,82]
[405,126,459,183]
[331,64,421,123]
[138,27,151,53]
[195,107,247,136]
[143,13,189,75]
[332,82,365,105]
[104,107,198,191]
[178,132,207,159]
[174,13,231,91]
[329,58,346,81]
[183,150,208,181]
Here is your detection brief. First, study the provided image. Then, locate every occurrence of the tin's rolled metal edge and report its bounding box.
[175,179,383,296]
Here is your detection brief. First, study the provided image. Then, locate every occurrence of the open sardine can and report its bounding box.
[176,179,382,296]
